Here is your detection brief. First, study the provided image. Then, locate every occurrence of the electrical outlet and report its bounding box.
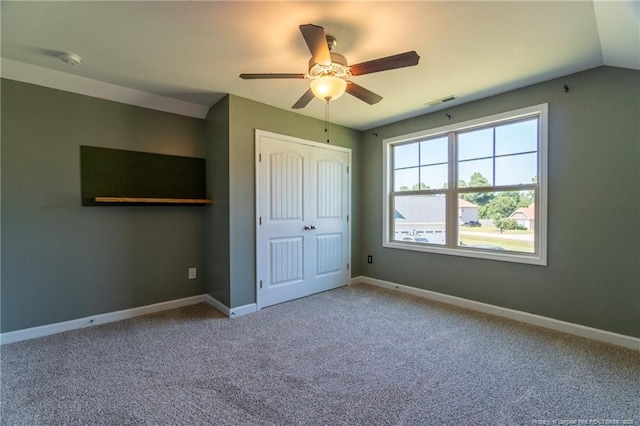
[367,255,373,264]
[188,267,197,279]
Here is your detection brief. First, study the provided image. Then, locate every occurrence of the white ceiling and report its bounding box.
[1,1,638,131]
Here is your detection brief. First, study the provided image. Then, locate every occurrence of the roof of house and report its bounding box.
[395,196,446,224]
[509,204,535,220]
[395,197,475,223]
[458,199,478,208]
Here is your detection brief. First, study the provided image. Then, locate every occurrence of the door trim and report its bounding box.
[255,129,352,310]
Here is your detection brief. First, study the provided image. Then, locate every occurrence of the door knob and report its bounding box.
[310,225,317,230]
[304,225,311,230]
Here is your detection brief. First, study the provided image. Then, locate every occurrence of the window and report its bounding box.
[383,104,547,265]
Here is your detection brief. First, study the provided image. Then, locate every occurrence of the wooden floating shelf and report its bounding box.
[95,197,213,205]
[81,147,209,207]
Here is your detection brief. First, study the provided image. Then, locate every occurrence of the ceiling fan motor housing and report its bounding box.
[308,52,350,78]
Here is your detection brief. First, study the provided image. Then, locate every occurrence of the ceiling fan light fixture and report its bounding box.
[310,75,347,101]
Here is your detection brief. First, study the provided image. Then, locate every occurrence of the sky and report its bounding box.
[393,118,538,191]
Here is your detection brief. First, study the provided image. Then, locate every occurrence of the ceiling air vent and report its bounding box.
[425,96,456,107]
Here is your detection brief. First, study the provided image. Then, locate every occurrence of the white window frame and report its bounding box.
[382,104,548,266]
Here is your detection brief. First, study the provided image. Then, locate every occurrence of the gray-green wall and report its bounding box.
[206,95,362,308]
[3,66,638,339]
[360,67,640,337]
[1,79,207,332]
[204,95,231,307]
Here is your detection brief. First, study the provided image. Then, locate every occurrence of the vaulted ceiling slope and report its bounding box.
[1,1,638,130]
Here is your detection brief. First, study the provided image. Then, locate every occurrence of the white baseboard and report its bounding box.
[1,292,259,345]
[350,276,363,286]
[229,303,257,318]
[351,275,640,351]
[201,294,256,318]
[5,280,636,350]
[202,293,230,317]
[0,295,205,345]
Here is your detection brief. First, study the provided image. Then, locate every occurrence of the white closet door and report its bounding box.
[309,146,350,294]
[256,131,350,309]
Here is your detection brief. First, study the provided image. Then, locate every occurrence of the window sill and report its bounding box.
[383,241,547,266]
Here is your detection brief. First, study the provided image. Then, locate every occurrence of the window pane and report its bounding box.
[420,136,448,165]
[393,194,446,245]
[458,128,493,161]
[458,190,535,253]
[495,119,537,156]
[394,143,419,169]
[495,153,537,186]
[394,167,419,191]
[458,159,493,186]
[385,105,545,265]
[420,164,448,189]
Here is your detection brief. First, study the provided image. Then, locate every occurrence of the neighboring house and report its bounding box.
[458,199,479,224]
[509,203,535,231]
[394,197,478,243]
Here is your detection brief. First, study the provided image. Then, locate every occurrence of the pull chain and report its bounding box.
[324,99,331,143]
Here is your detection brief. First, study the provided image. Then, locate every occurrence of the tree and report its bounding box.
[398,183,429,192]
[469,172,490,187]
[493,216,507,233]
[493,217,526,233]
[480,191,532,221]
[460,172,495,207]
[411,182,430,191]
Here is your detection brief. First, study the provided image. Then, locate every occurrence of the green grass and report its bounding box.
[459,235,534,253]
[460,225,533,235]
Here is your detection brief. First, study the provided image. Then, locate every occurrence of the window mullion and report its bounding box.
[417,141,421,189]
[447,131,457,248]
[492,127,496,186]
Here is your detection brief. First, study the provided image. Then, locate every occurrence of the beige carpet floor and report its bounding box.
[2,283,639,425]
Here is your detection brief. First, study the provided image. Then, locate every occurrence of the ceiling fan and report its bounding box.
[239,24,420,109]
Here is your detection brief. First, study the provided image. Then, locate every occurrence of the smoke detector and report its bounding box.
[58,52,81,66]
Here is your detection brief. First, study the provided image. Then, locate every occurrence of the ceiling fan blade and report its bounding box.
[239,73,306,79]
[349,51,420,76]
[346,81,383,105]
[299,24,331,66]
[292,89,315,109]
